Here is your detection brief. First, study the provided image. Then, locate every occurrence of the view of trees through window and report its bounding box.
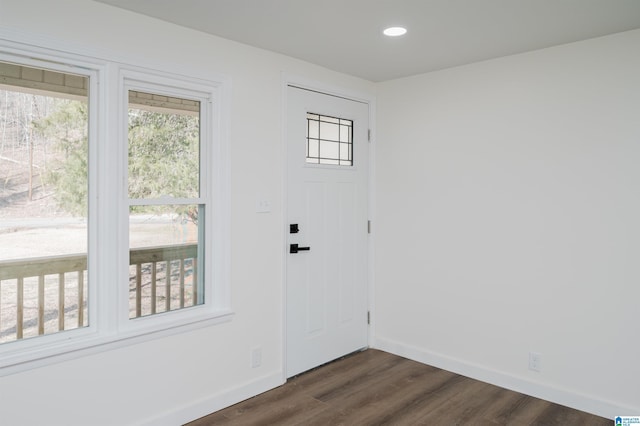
[127,90,203,319]
[0,75,90,343]
[0,62,204,344]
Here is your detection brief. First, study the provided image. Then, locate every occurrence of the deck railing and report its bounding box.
[0,253,87,341]
[0,243,198,344]
[129,244,199,318]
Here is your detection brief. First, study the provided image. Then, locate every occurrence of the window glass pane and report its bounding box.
[340,124,351,143]
[339,143,351,161]
[306,112,353,166]
[308,118,319,139]
[320,140,339,160]
[322,159,340,165]
[320,120,339,141]
[321,116,339,124]
[127,89,204,320]
[128,92,200,199]
[308,139,319,158]
[129,204,203,319]
[0,62,89,344]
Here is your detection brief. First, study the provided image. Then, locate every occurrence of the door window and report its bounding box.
[306,113,353,166]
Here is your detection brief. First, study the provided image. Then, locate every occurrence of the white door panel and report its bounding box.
[286,86,369,377]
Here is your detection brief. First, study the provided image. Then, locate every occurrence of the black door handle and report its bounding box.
[290,243,311,254]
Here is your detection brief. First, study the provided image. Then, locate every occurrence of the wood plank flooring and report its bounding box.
[186,349,611,426]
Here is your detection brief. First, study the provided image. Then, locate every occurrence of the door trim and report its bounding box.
[281,73,376,381]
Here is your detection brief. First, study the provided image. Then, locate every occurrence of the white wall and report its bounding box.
[2,0,638,423]
[0,1,374,425]
[375,29,640,418]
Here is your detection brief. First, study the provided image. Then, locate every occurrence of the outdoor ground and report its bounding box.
[0,147,85,342]
[1,147,86,260]
[0,148,198,343]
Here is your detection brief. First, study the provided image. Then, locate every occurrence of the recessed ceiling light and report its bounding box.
[383,27,407,37]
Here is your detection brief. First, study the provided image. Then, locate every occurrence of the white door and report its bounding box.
[286,85,369,377]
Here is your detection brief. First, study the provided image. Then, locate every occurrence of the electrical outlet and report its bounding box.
[529,352,542,372]
[251,347,262,368]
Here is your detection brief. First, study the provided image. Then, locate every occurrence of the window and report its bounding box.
[306,113,353,166]
[119,71,229,335]
[127,89,204,319]
[0,60,91,345]
[0,47,230,374]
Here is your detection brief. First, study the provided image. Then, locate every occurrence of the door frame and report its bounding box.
[281,74,377,381]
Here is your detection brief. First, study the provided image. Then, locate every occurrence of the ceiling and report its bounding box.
[93,0,640,82]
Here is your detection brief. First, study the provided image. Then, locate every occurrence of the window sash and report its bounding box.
[119,74,216,333]
[0,52,101,361]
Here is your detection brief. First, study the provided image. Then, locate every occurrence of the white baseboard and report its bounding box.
[372,337,636,420]
[138,372,284,426]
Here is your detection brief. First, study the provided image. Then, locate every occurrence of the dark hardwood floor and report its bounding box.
[186,349,611,426]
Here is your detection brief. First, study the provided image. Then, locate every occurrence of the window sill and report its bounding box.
[0,309,234,377]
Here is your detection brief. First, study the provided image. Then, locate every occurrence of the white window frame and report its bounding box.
[117,68,232,335]
[0,42,232,376]
[0,50,102,370]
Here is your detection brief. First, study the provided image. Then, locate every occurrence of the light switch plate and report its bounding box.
[256,199,271,213]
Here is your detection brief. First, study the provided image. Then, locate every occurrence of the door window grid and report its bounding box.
[306,113,353,166]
